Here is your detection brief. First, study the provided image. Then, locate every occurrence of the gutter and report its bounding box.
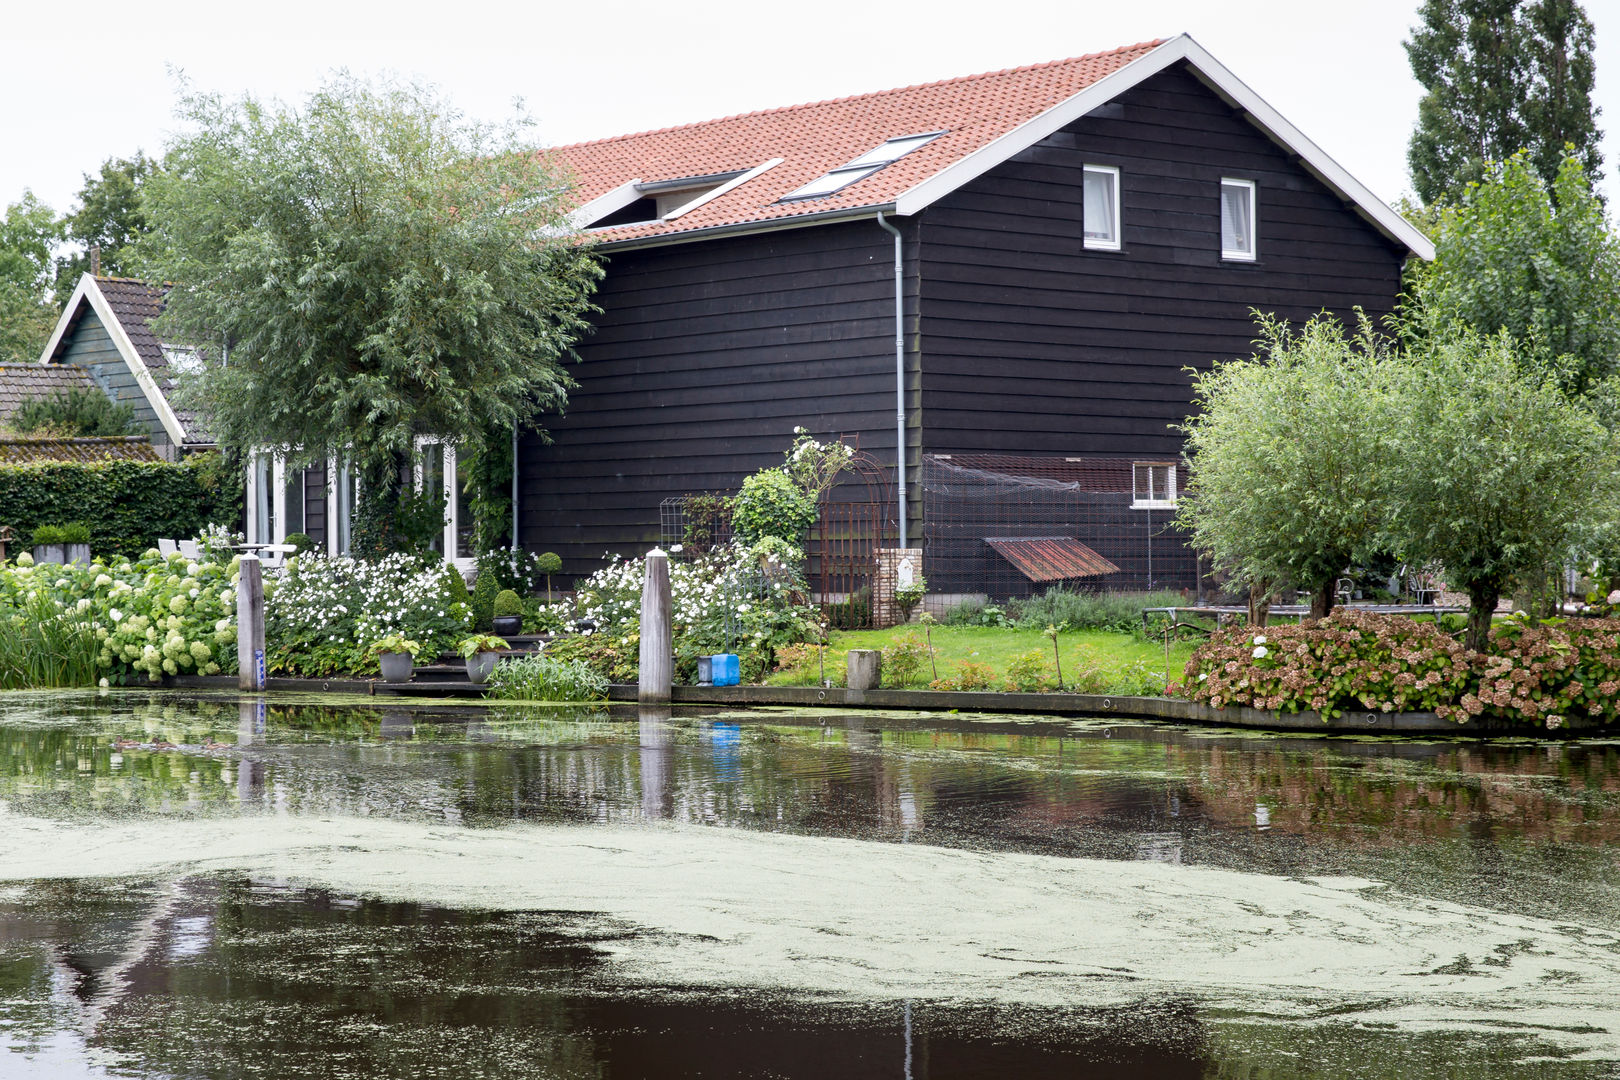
[594,203,898,253]
[874,211,907,548]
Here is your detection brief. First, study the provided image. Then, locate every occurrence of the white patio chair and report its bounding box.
[178,540,200,559]
[157,539,179,557]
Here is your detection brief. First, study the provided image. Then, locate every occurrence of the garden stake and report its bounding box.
[1046,624,1063,691]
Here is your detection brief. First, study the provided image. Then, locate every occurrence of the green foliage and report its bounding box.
[139,74,602,482]
[1412,151,1620,398]
[1405,0,1602,204]
[879,630,931,688]
[1181,609,1620,727]
[543,634,637,684]
[11,388,139,438]
[486,652,609,701]
[470,568,498,632]
[184,450,245,531]
[30,525,63,545]
[1003,649,1056,693]
[781,428,854,502]
[943,599,1011,628]
[680,493,734,554]
[1385,327,1620,649]
[731,468,815,544]
[828,586,871,630]
[1177,312,1398,613]
[475,547,544,594]
[457,633,507,658]
[442,563,470,608]
[367,634,421,659]
[894,575,926,621]
[59,523,91,544]
[0,459,238,559]
[281,532,315,555]
[458,430,514,556]
[56,152,157,287]
[0,192,64,364]
[928,660,996,691]
[535,552,562,575]
[1007,587,1186,639]
[0,592,101,688]
[493,589,522,617]
[350,470,446,560]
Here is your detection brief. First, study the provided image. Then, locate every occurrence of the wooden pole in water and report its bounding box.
[237,554,265,691]
[639,548,672,704]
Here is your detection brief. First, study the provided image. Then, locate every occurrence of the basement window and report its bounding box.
[779,132,944,202]
[1131,462,1177,509]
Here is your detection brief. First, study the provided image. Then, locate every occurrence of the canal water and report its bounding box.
[0,692,1617,1078]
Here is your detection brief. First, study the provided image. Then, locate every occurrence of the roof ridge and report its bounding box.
[554,39,1168,152]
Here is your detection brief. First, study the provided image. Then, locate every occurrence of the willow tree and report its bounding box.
[139,76,601,549]
[1176,313,1399,622]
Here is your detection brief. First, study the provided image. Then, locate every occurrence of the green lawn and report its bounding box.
[767,624,1197,695]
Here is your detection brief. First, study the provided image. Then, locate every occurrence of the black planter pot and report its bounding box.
[492,614,523,637]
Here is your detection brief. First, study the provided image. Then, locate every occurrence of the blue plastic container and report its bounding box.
[711,653,740,687]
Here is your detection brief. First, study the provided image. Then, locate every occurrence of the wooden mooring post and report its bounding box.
[638,548,672,704]
[236,554,265,691]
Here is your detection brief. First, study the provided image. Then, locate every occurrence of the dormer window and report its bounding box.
[779,132,944,202]
[573,160,784,231]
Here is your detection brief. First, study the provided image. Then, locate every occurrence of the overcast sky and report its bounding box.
[7,0,1619,223]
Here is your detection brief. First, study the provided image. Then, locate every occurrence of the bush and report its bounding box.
[486,652,609,701]
[1176,609,1620,727]
[545,633,637,683]
[943,599,1010,628]
[282,532,315,555]
[31,525,63,545]
[880,630,931,688]
[0,459,238,559]
[477,547,545,595]
[929,660,996,692]
[12,387,139,437]
[470,567,498,632]
[493,589,522,617]
[731,469,815,544]
[265,553,469,676]
[0,592,101,687]
[1004,649,1055,692]
[1009,588,1185,638]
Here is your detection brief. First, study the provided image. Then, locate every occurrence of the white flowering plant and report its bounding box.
[265,553,470,676]
[556,540,819,682]
[0,548,239,685]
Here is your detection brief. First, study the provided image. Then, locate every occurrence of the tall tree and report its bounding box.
[138,76,602,541]
[1406,0,1603,204]
[56,152,157,288]
[1413,150,1620,398]
[0,192,64,363]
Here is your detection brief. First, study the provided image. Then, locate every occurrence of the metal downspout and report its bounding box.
[875,211,906,546]
[511,423,520,548]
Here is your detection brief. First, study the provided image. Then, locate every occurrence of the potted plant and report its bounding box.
[31,525,65,565]
[62,523,91,566]
[536,552,561,602]
[458,633,509,685]
[368,635,422,683]
[492,589,524,637]
[895,573,927,623]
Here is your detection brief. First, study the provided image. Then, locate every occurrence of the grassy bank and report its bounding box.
[767,624,1196,694]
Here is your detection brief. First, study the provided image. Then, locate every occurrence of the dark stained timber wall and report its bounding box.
[520,219,919,579]
[915,62,1408,461]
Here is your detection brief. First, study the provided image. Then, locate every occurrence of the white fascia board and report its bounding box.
[36,272,95,365]
[566,179,644,231]
[79,277,191,446]
[894,34,1434,260]
[663,158,784,221]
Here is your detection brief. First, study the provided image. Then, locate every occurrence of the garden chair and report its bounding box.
[157,539,179,557]
[178,540,200,558]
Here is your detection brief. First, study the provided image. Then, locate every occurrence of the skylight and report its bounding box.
[779,132,944,202]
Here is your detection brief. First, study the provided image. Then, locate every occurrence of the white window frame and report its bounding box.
[1082,164,1122,251]
[326,455,358,557]
[413,436,472,573]
[1131,461,1178,510]
[1221,177,1257,261]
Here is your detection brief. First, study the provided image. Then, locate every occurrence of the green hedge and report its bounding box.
[0,454,241,559]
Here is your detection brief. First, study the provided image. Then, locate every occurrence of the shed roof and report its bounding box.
[0,436,162,465]
[556,34,1432,259]
[0,363,96,429]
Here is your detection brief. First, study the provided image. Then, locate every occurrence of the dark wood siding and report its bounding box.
[520,219,919,578]
[916,63,1408,460]
[56,309,172,455]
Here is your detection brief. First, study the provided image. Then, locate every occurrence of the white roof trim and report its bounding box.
[663,158,784,221]
[567,178,643,231]
[894,34,1433,260]
[38,273,190,446]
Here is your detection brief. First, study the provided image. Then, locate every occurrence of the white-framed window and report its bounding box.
[1221,178,1256,261]
[1083,165,1121,251]
[1132,462,1178,509]
[413,436,473,573]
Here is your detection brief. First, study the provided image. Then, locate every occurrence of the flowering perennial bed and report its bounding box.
[1180,609,1620,727]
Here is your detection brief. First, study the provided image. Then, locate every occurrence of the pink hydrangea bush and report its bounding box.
[1178,610,1620,726]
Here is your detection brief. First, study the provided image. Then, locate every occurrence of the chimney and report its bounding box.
[89,245,101,277]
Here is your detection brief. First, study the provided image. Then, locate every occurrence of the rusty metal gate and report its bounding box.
[810,452,894,630]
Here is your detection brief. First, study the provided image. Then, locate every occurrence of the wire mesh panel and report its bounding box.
[921,454,1198,600]
[659,494,734,557]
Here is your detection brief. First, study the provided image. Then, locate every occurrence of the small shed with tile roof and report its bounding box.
[35,275,214,459]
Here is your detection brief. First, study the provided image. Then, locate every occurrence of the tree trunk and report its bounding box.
[1309,579,1336,620]
[1466,584,1500,653]
[1247,580,1272,628]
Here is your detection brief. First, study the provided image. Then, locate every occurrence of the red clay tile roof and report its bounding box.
[555,40,1167,244]
[0,436,161,465]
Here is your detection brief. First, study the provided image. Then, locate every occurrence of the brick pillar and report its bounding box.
[874,547,922,628]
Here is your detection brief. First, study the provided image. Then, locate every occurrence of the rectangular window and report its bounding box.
[1221,178,1256,260]
[1083,165,1121,250]
[1132,462,1177,509]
